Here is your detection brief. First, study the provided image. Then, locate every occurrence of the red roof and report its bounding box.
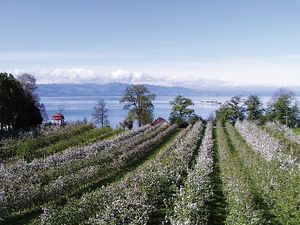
[151,117,167,126]
[52,113,64,120]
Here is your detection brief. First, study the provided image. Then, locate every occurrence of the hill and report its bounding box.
[37,82,300,97]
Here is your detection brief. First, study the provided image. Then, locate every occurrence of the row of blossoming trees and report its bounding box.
[33,119,298,224]
[1,75,299,224]
[0,115,299,224]
[216,89,299,127]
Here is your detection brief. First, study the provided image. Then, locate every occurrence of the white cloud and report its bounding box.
[11,60,300,88]
[12,67,232,88]
[5,52,300,88]
[13,68,157,85]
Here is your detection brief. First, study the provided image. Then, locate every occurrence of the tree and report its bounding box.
[92,99,109,127]
[120,111,134,130]
[120,85,156,127]
[265,89,299,127]
[216,96,245,124]
[18,73,37,96]
[0,72,42,131]
[18,73,48,122]
[83,117,88,124]
[244,95,263,121]
[169,95,196,127]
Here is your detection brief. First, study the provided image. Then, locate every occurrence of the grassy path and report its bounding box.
[5,128,182,225]
[224,123,280,225]
[207,126,227,225]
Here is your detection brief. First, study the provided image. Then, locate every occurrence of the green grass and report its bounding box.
[5,128,182,225]
[263,126,300,160]
[103,128,182,185]
[34,127,122,159]
[14,125,94,160]
[147,127,203,225]
[293,127,300,134]
[207,126,227,225]
[225,123,281,225]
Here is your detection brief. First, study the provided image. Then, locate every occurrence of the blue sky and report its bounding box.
[1,0,300,87]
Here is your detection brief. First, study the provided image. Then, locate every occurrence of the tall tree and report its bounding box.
[18,73,48,122]
[169,95,196,127]
[265,89,299,127]
[92,99,109,127]
[18,73,37,96]
[0,73,42,131]
[216,96,245,124]
[120,85,156,127]
[244,95,263,121]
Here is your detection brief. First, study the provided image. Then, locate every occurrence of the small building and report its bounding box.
[151,117,168,126]
[52,113,65,126]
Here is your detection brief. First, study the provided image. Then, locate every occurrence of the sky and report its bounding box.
[1,0,300,88]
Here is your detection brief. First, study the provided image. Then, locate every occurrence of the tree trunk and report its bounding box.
[138,115,142,127]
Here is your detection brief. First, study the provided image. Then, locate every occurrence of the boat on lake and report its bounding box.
[199,99,222,105]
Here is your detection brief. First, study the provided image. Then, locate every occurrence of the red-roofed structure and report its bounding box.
[151,117,167,126]
[52,113,65,125]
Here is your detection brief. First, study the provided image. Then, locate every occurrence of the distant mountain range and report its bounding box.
[37,82,300,97]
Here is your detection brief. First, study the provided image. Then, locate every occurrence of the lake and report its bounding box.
[41,95,299,128]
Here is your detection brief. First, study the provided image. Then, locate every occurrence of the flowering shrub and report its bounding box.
[38,122,203,225]
[217,122,267,225]
[170,121,214,225]
[0,123,174,218]
[33,126,118,159]
[0,124,93,161]
[3,119,298,224]
[235,120,298,170]
[1,124,151,184]
[226,122,300,224]
[266,122,300,145]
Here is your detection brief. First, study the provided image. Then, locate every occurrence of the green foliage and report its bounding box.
[265,89,299,127]
[216,122,268,224]
[226,122,300,224]
[16,124,93,160]
[120,111,134,130]
[169,95,197,127]
[263,125,300,159]
[293,128,300,134]
[35,127,119,158]
[244,95,264,121]
[0,72,42,131]
[120,84,156,127]
[18,73,48,122]
[216,96,245,124]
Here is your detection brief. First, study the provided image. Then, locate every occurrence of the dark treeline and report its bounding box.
[0,72,43,132]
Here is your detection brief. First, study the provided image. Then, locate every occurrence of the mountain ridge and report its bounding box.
[37,82,300,97]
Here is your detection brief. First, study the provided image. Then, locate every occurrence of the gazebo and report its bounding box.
[52,113,65,126]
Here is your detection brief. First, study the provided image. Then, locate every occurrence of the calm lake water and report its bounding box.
[41,95,299,128]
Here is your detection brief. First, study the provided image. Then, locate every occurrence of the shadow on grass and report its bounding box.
[207,126,228,225]
[147,125,205,225]
[225,124,281,225]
